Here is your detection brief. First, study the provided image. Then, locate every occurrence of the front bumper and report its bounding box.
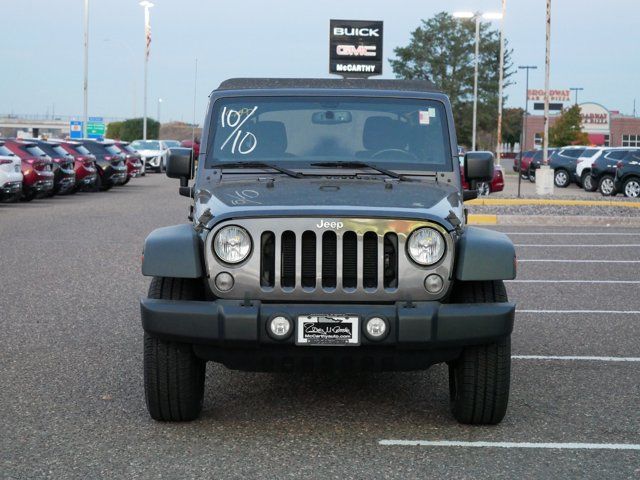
[141,298,515,353]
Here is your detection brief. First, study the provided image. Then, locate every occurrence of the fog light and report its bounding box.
[214,272,234,292]
[424,274,444,293]
[268,316,292,340]
[365,317,388,341]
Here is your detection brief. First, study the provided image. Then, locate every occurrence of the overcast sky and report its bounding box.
[1,0,638,123]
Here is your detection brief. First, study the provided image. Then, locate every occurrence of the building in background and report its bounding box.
[522,102,640,150]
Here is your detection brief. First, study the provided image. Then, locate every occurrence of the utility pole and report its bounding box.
[83,0,89,138]
[472,16,480,151]
[496,0,506,166]
[570,87,584,105]
[536,0,554,195]
[517,65,537,198]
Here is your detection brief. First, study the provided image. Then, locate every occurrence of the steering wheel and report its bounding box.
[370,148,418,161]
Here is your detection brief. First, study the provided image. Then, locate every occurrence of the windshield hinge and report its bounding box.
[194,208,213,233]
[446,209,463,234]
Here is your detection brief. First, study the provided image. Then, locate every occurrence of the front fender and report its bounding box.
[142,224,203,278]
[455,226,516,281]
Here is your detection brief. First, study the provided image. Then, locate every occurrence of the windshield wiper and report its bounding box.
[310,161,413,182]
[213,161,304,179]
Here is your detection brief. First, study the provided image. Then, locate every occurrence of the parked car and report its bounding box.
[524,149,557,182]
[3,139,54,201]
[459,155,504,194]
[0,140,23,202]
[113,141,144,181]
[591,148,640,196]
[574,147,603,191]
[33,140,76,195]
[548,146,585,187]
[513,150,535,179]
[180,139,200,159]
[163,140,182,148]
[140,77,517,425]
[130,139,170,173]
[51,140,98,191]
[613,150,640,198]
[79,139,128,190]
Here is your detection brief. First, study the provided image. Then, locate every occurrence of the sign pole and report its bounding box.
[536,0,554,195]
[83,0,89,138]
[495,0,506,166]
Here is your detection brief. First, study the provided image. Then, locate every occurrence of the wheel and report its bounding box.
[21,189,35,202]
[582,172,596,192]
[123,176,131,185]
[623,177,640,198]
[477,182,490,196]
[598,175,616,196]
[520,171,529,181]
[528,167,536,183]
[144,277,206,421]
[554,169,570,188]
[95,172,112,192]
[448,280,511,425]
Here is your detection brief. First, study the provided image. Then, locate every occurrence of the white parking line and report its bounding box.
[518,259,640,263]
[515,244,640,247]
[508,280,640,284]
[503,232,640,236]
[513,355,640,362]
[378,440,640,450]
[517,309,640,314]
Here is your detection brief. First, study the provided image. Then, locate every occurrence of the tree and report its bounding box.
[106,121,123,139]
[119,118,160,142]
[501,107,524,145]
[390,12,514,148]
[548,105,590,146]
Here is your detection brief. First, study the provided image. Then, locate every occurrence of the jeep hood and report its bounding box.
[194,176,464,230]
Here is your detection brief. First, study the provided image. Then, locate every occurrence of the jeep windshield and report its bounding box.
[207,96,452,173]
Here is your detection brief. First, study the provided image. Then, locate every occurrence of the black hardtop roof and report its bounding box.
[216,78,440,94]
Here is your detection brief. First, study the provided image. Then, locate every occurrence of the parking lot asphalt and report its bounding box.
[1,174,639,479]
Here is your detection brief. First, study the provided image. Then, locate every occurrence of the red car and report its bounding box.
[113,141,144,181]
[4,139,55,201]
[51,140,98,191]
[459,153,504,194]
[180,139,200,159]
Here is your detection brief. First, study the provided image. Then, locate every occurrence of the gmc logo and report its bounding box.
[336,44,377,57]
[333,27,380,37]
[316,219,344,229]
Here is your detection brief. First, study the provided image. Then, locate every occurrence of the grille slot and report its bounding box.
[342,231,358,289]
[260,232,275,287]
[301,231,316,288]
[281,231,296,288]
[322,232,337,288]
[363,232,378,288]
[384,233,398,289]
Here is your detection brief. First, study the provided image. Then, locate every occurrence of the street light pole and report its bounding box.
[453,11,503,152]
[157,98,162,126]
[517,65,537,199]
[83,0,89,138]
[140,1,154,140]
[472,16,480,151]
[495,0,506,166]
[570,87,584,105]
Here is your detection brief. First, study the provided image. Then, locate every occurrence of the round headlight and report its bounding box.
[407,227,446,265]
[213,225,252,264]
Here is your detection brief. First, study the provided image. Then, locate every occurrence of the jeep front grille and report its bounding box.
[258,229,398,292]
[206,218,454,302]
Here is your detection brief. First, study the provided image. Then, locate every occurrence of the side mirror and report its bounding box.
[165,147,193,197]
[464,151,494,182]
[166,147,193,180]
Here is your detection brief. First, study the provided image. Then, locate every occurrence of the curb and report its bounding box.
[466,198,640,208]
[467,214,640,226]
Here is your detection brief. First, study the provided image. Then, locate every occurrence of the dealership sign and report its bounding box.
[579,102,610,133]
[329,19,383,77]
[527,89,571,103]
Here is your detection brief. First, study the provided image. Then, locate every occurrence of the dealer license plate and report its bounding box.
[296,315,359,346]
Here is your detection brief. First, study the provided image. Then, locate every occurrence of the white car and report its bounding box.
[576,147,626,192]
[130,139,170,173]
[0,140,23,202]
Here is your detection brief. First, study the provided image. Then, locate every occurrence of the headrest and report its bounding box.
[362,116,407,151]
[249,121,287,156]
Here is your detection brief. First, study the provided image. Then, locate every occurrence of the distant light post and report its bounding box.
[517,65,537,198]
[140,1,154,140]
[157,98,162,126]
[570,87,584,105]
[83,0,89,138]
[453,10,503,151]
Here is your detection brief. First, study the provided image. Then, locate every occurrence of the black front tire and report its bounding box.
[448,281,511,425]
[554,169,570,188]
[582,172,596,192]
[598,175,616,196]
[528,167,536,183]
[144,277,206,422]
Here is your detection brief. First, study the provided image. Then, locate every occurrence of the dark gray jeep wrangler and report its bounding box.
[140,78,516,424]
